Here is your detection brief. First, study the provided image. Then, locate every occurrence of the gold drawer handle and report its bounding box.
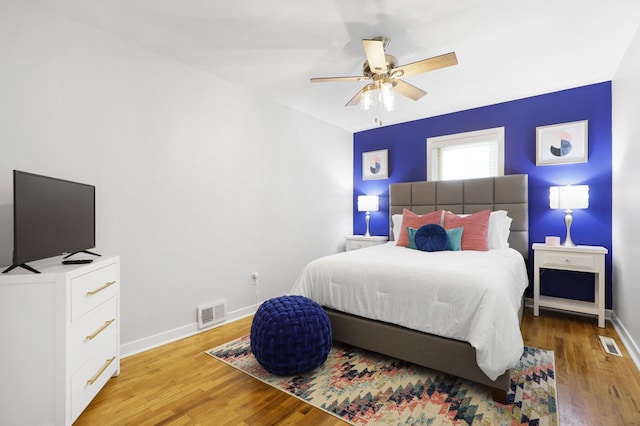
[86,319,116,341]
[87,281,116,296]
[87,357,116,385]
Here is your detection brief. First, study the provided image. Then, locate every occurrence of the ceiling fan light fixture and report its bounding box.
[375,75,394,111]
[311,36,457,119]
[379,80,395,112]
[361,84,376,110]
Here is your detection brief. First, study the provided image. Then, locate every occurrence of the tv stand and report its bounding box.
[2,263,41,274]
[63,249,101,259]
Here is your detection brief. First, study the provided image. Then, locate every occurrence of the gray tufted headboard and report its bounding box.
[389,174,529,259]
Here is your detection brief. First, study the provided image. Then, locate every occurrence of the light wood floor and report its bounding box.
[75,308,640,425]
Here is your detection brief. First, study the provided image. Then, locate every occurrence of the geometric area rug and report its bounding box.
[206,335,558,425]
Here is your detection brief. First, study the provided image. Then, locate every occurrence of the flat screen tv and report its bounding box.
[3,170,98,273]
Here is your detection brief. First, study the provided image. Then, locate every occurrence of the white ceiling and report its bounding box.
[27,0,640,132]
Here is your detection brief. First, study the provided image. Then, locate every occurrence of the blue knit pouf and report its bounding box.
[250,295,332,376]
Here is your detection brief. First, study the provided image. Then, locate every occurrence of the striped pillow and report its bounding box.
[443,210,491,251]
[395,209,443,247]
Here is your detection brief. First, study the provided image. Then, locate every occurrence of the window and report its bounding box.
[426,127,505,181]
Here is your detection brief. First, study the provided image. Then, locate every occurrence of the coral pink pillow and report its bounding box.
[443,210,491,251]
[396,209,443,247]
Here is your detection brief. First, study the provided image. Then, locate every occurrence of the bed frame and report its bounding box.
[324,174,528,403]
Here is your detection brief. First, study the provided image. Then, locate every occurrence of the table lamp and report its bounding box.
[357,195,379,237]
[549,185,589,246]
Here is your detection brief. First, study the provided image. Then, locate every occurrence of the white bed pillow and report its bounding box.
[392,214,403,241]
[488,210,512,249]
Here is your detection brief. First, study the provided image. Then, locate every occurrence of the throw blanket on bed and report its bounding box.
[290,242,528,381]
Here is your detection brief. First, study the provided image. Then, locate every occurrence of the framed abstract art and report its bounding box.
[362,149,389,180]
[536,120,588,166]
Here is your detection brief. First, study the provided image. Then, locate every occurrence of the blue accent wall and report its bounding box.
[353,81,612,308]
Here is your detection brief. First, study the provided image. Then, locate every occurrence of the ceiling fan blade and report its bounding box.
[310,76,368,83]
[392,79,427,101]
[392,52,458,79]
[362,39,387,74]
[345,87,366,107]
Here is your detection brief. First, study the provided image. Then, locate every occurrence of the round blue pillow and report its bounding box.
[415,224,448,252]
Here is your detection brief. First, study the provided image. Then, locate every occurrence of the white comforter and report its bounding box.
[290,242,529,380]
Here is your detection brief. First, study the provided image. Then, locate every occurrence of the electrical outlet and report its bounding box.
[251,272,259,285]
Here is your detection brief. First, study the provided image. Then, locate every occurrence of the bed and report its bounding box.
[290,174,529,403]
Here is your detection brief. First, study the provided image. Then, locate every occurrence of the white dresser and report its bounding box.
[0,255,120,425]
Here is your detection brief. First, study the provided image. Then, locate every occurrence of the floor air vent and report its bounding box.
[599,335,622,357]
[197,301,226,329]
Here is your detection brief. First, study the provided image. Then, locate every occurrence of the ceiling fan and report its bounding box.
[310,36,458,109]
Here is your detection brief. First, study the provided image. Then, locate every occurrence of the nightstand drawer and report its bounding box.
[538,251,596,270]
[347,240,371,250]
[345,236,388,251]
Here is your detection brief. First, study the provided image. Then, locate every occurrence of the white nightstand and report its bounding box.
[345,235,388,251]
[532,243,608,327]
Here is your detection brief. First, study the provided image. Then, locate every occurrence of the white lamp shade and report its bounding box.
[357,195,379,212]
[549,185,589,210]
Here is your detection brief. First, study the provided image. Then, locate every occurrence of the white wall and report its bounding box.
[612,26,640,367]
[0,1,353,353]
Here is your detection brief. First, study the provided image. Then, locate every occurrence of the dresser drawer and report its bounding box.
[69,298,118,370]
[70,351,119,422]
[71,263,119,321]
[538,251,596,270]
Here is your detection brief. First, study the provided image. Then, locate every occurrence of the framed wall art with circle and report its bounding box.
[536,120,588,166]
[362,149,389,180]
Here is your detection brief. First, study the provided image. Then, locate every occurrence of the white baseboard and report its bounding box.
[120,304,257,358]
[121,300,640,374]
[610,312,640,372]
